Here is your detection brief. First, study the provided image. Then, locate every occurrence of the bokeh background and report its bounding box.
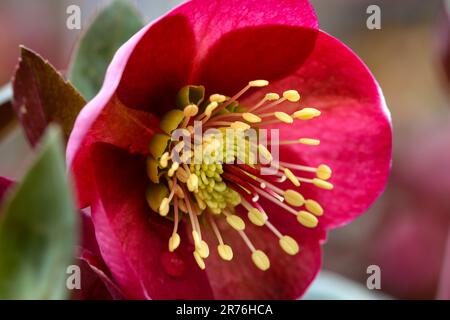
[0,0,449,299]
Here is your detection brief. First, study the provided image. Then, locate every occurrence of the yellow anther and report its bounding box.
[299,138,320,146]
[218,244,233,261]
[284,190,305,207]
[284,168,300,187]
[192,230,201,247]
[159,197,170,216]
[193,251,206,270]
[316,164,332,180]
[168,233,180,252]
[293,107,321,120]
[297,210,319,228]
[210,94,227,103]
[197,240,210,259]
[279,235,300,255]
[187,174,199,192]
[251,250,270,271]
[265,93,280,101]
[230,121,251,130]
[204,102,219,117]
[242,112,262,123]
[274,112,294,124]
[312,178,334,190]
[283,90,300,102]
[226,214,246,231]
[258,144,273,162]
[249,80,269,87]
[168,162,180,177]
[248,208,268,226]
[159,152,169,168]
[184,104,199,117]
[305,199,324,216]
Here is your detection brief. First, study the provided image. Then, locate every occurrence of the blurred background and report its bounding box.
[0,0,449,299]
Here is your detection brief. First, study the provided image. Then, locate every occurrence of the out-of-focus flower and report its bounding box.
[0,177,13,203]
[67,0,392,299]
[372,121,450,299]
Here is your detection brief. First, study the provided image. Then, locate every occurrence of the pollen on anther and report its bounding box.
[299,138,320,146]
[248,208,268,226]
[316,164,332,180]
[284,190,305,207]
[283,90,300,102]
[251,250,270,271]
[293,107,321,120]
[265,93,280,101]
[242,112,262,123]
[193,251,206,270]
[284,168,300,187]
[297,210,319,228]
[279,235,300,255]
[231,121,251,130]
[218,244,233,261]
[312,178,334,190]
[249,80,269,87]
[226,214,246,231]
[274,112,294,124]
[305,199,324,216]
[184,104,199,117]
[168,233,181,252]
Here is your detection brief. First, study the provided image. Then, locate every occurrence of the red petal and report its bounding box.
[202,206,323,299]
[68,96,158,207]
[245,31,391,229]
[89,143,214,299]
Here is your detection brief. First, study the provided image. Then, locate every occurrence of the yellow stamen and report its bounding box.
[187,174,199,192]
[159,197,170,216]
[210,94,227,103]
[312,178,334,190]
[218,244,233,261]
[297,210,319,228]
[248,208,268,226]
[197,240,210,259]
[279,235,300,255]
[242,112,262,123]
[204,102,219,117]
[299,138,320,146]
[249,80,269,87]
[184,104,199,117]
[258,144,273,162]
[274,111,294,124]
[192,230,201,247]
[226,214,246,231]
[265,93,280,101]
[305,199,324,216]
[251,250,270,271]
[293,107,321,120]
[168,233,180,252]
[230,121,251,130]
[168,162,180,177]
[316,164,332,180]
[193,251,206,270]
[284,190,305,207]
[284,168,300,187]
[159,152,169,168]
[283,90,300,102]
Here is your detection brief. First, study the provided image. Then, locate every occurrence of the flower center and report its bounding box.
[145,80,333,271]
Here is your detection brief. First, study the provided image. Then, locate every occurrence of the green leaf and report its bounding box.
[0,125,78,300]
[69,0,144,100]
[12,47,86,147]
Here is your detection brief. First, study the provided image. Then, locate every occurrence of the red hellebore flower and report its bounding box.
[67,0,392,299]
